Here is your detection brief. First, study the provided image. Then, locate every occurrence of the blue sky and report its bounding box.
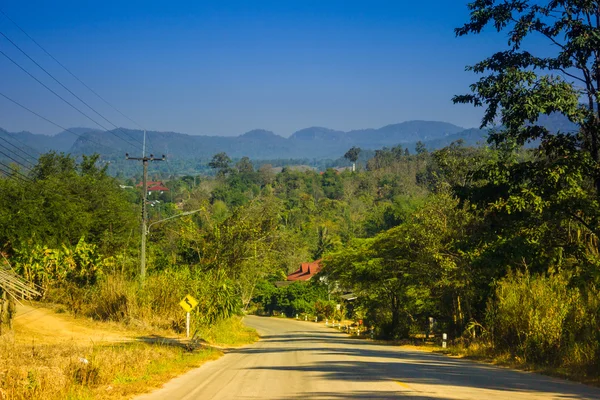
[0,1,506,136]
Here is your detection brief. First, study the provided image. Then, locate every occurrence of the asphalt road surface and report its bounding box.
[136,316,600,400]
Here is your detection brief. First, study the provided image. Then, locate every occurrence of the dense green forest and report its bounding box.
[1,136,599,377]
[2,0,600,382]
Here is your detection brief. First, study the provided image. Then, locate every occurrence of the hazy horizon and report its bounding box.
[0,1,525,136]
[2,119,480,138]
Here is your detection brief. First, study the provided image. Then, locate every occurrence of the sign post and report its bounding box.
[179,294,199,338]
[186,312,190,338]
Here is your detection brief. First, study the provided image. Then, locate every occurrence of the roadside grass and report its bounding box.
[1,306,259,400]
[196,316,259,347]
[0,335,221,400]
[439,341,600,387]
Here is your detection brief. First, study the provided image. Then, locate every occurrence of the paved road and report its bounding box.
[137,316,600,399]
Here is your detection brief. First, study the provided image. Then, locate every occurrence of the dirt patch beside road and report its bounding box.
[12,303,135,344]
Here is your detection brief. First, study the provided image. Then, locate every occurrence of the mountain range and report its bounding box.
[0,115,579,163]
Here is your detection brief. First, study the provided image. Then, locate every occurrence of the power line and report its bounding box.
[0,147,32,171]
[0,91,120,153]
[0,142,34,167]
[0,9,159,156]
[0,168,27,183]
[0,30,144,147]
[0,49,140,149]
[0,160,31,182]
[0,129,40,156]
[0,134,37,163]
[0,8,146,132]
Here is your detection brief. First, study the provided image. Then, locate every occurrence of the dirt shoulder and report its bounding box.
[1,303,257,400]
[12,303,137,345]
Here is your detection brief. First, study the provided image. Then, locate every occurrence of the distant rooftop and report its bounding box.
[287,260,322,281]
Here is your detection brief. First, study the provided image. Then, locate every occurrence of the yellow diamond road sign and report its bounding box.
[179,294,198,313]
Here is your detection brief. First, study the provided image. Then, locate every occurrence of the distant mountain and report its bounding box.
[537,113,579,133]
[47,121,473,161]
[0,127,83,154]
[290,127,347,141]
[417,128,489,150]
[347,121,464,147]
[0,115,580,166]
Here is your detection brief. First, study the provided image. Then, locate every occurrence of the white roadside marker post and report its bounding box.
[442,333,447,348]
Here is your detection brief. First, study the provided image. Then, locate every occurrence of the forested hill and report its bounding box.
[1,121,481,161]
[0,115,578,161]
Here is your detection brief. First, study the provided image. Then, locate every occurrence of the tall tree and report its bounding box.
[453,0,600,193]
[236,156,254,174]
[208,152,232,177]
[344,146,361,172]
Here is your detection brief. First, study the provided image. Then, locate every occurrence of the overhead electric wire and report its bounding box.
[0,142,34,167]
[0,49,140,149]
[0,171,29,184]
[0,128,40,156]
[0,134,38,163]
[0,167,26,183]
[0,160,31,182]
[0,8,146,131]
[165,157,178,181]
[0,9,161,157]
[0,147,32,171]
[0,8,169,173]
[0,91,120,153]
[0,30,144,147]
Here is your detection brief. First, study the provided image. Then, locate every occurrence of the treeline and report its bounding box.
[326,142,600,376]
[1,134,599,377]
[2,0,600,382]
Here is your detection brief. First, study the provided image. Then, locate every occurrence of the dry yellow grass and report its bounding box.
[0,303,257,400]
[0,335,221,400]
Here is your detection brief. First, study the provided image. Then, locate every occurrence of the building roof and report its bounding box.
[287,260,322,281]
[147,184,169,192]
[136,181,170,191]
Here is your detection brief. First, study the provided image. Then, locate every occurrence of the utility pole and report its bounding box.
[126,130,165,281]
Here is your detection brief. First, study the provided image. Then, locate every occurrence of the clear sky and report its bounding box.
[0,0,507,136]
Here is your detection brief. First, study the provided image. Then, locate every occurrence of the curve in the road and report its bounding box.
[136,315,600,400]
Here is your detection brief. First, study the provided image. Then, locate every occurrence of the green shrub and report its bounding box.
[290,299,313,316]
[14,238,105,295]
[314,300,336,320]
[488,270,583,365]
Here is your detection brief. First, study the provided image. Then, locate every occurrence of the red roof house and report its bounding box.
[136,181,170,192]
[287,260,323,281]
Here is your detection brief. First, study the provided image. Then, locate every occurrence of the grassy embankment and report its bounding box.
[0,305,258,400]
[439,341,600,388]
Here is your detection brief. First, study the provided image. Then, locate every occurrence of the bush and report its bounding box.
[314,300,336,320]
[290,299,313,316]
[487,270,593,367]
[88,268,242,331]
[90,274,135,322]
